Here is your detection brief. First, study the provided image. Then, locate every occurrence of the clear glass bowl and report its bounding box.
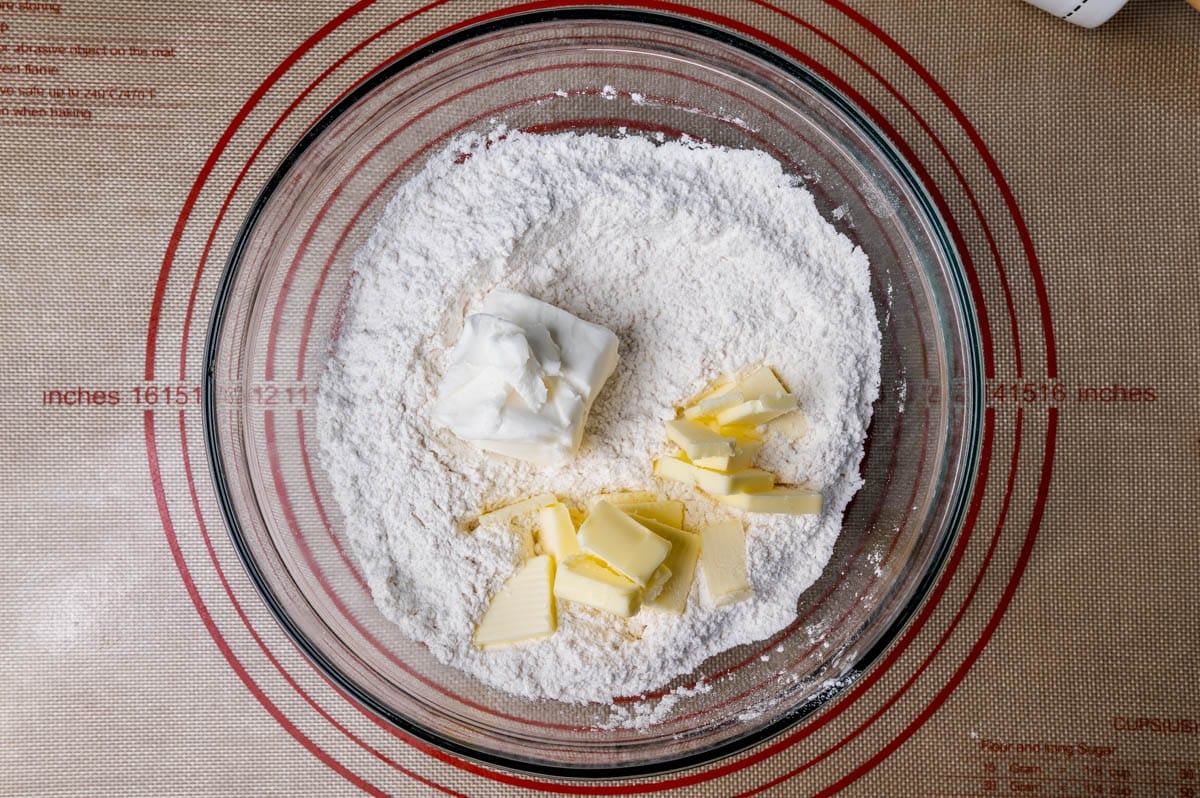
[205,9,983,777]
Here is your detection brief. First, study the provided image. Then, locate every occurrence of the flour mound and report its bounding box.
[316,130,880,711]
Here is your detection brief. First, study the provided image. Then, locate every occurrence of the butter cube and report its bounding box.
[554,555,642,617]
[700,519,751,606]
[577,500,672,588]
[653,455,774,496]
[632,517,701,614]
[618,500,685,529]
[473,555,556,649]
[715,486,823,515]
[715,393,798,427]
[665,418,737,461]
[537,503,580,560]
[693,440,762,472]
[477,493,557,527]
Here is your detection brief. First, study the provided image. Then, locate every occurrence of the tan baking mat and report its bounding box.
[2,1,1197,795]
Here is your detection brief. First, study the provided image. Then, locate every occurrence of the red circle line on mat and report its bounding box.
[148,410,465,798]
[144,0,472,793]
[150,0,378,383]
[174,0,459,384]
[812,410,1058,798]
[760,0,1057,380]
[748,0,1020,380]
[140,0,1055,794]
[738,407,1020,796]
[177,410,469,797]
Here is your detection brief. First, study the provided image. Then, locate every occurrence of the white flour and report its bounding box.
[315,129,880,719]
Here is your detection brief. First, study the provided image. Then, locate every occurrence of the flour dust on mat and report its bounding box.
[316,129,880,712]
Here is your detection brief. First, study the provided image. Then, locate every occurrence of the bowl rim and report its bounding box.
[203,6,985,778]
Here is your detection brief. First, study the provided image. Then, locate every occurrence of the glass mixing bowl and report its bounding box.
[205,9,983,777]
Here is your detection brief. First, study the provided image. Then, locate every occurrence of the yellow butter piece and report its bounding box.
[653,455,774,496]
[619,500,685,528]
[700,519,751,606]
[588,495,684,538]
[477,493,557,526]
[473,555,556,649]
[729,365,789,400]
[682,389,744,421]
[554,555,642,617]
[685,374,736,405]
[665,418,737,460]
[716,424,764,443]
[715,486,823,515]
[693,440,762,472]
[632,517,701,614]
[715,393,798,427]
[577,500,672,587]
[642,564,673,603]
[537,503,580,561]
[681,365,788,420]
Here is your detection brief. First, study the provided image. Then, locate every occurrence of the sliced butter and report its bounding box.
[715,486,823,515]
[477,493,557,527]
[632,516,701,614]
[473,555,556,649]
[682,389,744,421]
[700,519,751,606]
[577,500,672,587]
[682,365,787,420]
[537,502,580,560]
[684,374,736,405]
[619,500,685,529]
[653,455,774,496]
[692,440,762,472]
[665,418,737,461]
[715,393,798,427]
[554,555,642,617]
[729,365,788,400]
[587,494,682,535]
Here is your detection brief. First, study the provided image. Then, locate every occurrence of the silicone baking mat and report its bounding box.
[2,1,1197,795]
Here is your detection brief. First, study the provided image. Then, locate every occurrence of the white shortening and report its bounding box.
[432,289,619,466]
